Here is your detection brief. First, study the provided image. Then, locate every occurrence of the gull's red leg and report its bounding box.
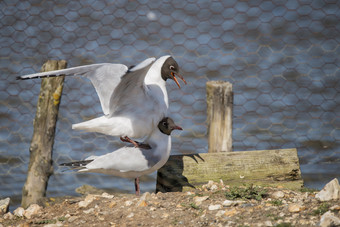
[135,178,140,196]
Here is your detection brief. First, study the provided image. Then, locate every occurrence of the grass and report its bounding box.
[269,199,283,206]
[33,217,66,225]
[190,203,200,210]
[225,184,267,201]
[33,219,57,224]
[311,202,330,216]
[300,187,317,193]
[180,202,201,210]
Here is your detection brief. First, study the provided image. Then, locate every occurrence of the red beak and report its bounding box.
[171,72,187,89]
[172,125,183,131]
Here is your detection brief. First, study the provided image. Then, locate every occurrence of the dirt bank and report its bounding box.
[1,181,340,227]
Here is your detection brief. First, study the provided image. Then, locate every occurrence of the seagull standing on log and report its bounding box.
[18,56,186,147]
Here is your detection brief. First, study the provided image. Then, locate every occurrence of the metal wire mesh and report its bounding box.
[1,0,339,207]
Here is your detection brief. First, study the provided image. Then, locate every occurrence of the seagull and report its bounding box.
[60,117,182,195]
[17,56,186,147]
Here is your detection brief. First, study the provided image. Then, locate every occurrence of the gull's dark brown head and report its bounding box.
[161,57,187,88]
[158,117,182,135]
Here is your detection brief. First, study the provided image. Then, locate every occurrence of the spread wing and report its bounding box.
[18,63,128,115]
[108,58,156,116]
[82,64,128,115]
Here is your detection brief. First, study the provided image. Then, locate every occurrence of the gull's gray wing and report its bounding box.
[80,145,163,173]
[109,58,156,115]
[18,63,112,80]
[18,63,128,115]
[83,64,128,115]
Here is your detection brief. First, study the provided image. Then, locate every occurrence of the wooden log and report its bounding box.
[206,81,233,153]
[156,148,303,192]
[22,60,67,208]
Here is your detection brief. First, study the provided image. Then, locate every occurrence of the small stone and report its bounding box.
[330,205,340,211]
[302,192,309,200]
[24,204,42,219]
[98,216,104,221]
[210,184,218,191]
[43,222,63,227]
[186,192,194,196]
[264,220,273,226]
[109,201,117,208]
[0,198,10,215]
[226,221,237,226]
[101,192,114,199]
[127,212,134,218]
[224,208,237,217]
[161,213,169,218]
[78,194,96,208]
[288,204,304,213]
[316,178,340,201]
[125,200,133,206]
[13,207,25,217]
[271,191,285,199]
[68,216,78,223]
[298,219,311,225]
[240,203,254,208]
[83,208,94,214]
[65,214,71,218]
[222,200,234,207]
[215,210,225,217]
[208,204,221,211]
[222,200,244,207]
[202,180,216,191]
[194,196,209,206]
[138,200,147,207]
[140,192,150,201]
[320,211,340,227]
[279,212,285,217]
[3,212,14,220]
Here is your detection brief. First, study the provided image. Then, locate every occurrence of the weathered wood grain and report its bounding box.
[22,60,66,208]
[206,81,233,153]
[156,148,303,192]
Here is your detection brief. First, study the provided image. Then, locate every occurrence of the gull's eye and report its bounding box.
[169,65,175,70]
[162,121,168,127]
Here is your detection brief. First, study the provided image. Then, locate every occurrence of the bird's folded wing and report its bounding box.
[85,147,150,172]
[108,57,156,115]
[18,63,128,115]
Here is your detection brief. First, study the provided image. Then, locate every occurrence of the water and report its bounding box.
[0,0,339,210]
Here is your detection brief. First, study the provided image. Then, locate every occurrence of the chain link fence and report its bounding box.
[1,0,339,208]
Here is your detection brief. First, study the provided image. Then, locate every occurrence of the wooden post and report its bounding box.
[157,149,303,192]
[206,81,233,153]
[22,60,67,208]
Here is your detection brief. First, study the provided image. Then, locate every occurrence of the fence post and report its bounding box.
[21,60,66,208]
[206,81,233,153]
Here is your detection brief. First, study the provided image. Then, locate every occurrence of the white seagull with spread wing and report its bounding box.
[18,56,186,146]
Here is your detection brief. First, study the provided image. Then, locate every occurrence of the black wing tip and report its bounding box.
[127,65,135,72]
[16,74,60,80]
[60,160,93,167]
[16,76,27,80]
